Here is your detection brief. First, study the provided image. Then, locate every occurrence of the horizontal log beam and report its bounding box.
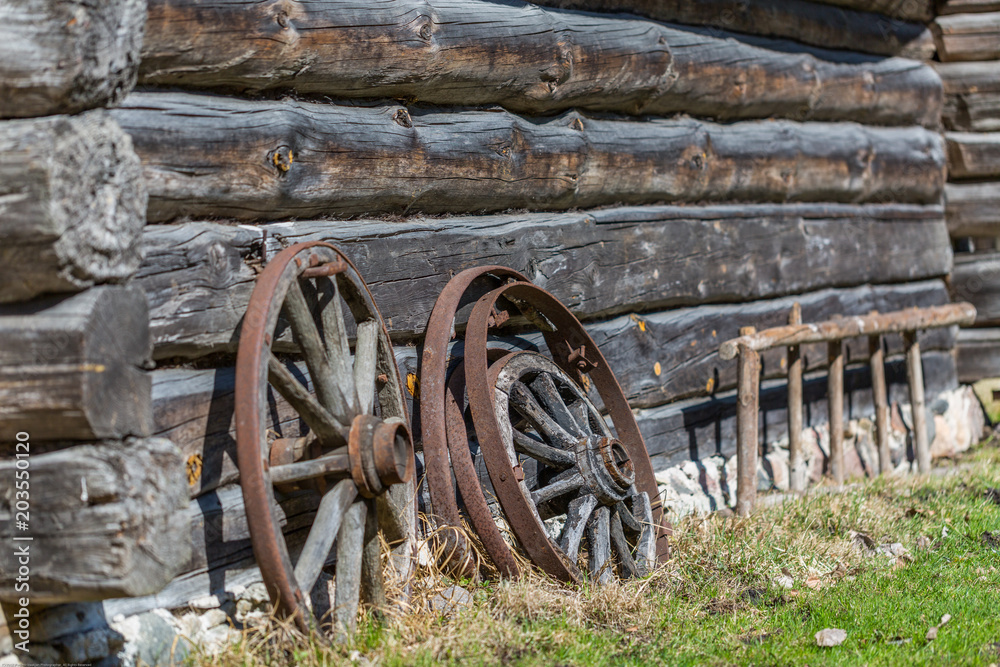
[138,204,951,359]
[586,281,955,410]
[0,438,191,604]
[957,327,1000,382]
[0,111,147,303]
[114,92,946,224]
[951,252,1000,324]
[637,350,958,469]
[946,132,1000,179]
[938,0,1000,13]
[0,0,145,118]
[102,483,335,618]
[933,12,1000,61]
[946,182,1000,237]
[153,281,956,498]
[530,0,934,58]
[936,61,1000,132]
[0,287,153,442]
[138,0,942,127]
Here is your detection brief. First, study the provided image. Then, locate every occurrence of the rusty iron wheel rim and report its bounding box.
[419,266,529,578]
[463,281,671,582]
[235,241,415,636]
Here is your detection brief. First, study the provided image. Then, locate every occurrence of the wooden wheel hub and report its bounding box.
[348,415,414,498]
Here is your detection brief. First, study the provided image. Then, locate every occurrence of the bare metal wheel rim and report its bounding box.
[488,352,657,582]
[234,241,415,637]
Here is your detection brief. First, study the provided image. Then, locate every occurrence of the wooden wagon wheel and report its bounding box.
[234,242,415,636]
[462,281,671,583]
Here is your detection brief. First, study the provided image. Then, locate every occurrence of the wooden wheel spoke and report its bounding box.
[268,353,347,443]
[509,381,576,448]
[586,505,613,585]
[333,500,368,638]
[293,479,358,595]
[610,509,640,579]
[531,472,584,506]
[360,498,385,609]
[559,493,598,561]
[270,448,350,486]
[513,429,576,469]
[376,482,413,546]
[569,400,592,436]
[530,372,587,438]
[632,491,656,576]
[284,279,357,423]
[353,319,379,416]
[615,499,643,533]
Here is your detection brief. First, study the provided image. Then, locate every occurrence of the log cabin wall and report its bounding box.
[931,3,1000,387]
[1,0,992,662]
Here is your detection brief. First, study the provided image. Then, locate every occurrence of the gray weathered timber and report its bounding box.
[151,283,956,499]
[950,252,1000,324]
[138,0,941,127]
[637,351,958,470]
[137,204,951,359]
[933,12,1000,61]
[0,111,147,303]
[530,0,934,59]
[114,92,946,223]
[956,327,1000,381]
[584,281,954,410]
[0,286,152,442]
[0,0,145,118]
[936,61,1000,132]
[946,132,1000,179]
[946,182,1000,237]
[938,0,1000,13]
[100,482,344,618]
[0,438,190,604]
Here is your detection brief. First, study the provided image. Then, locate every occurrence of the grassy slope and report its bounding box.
[210,442,1000,667]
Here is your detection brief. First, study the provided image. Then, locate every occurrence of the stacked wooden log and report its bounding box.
[0,0,190,660]
[66,0,964,621]
[927,4,1000,383]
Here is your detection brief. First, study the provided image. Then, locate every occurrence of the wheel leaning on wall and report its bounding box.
[234,241,415,637]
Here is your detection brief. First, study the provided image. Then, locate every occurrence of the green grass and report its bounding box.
[208,440,1000,667]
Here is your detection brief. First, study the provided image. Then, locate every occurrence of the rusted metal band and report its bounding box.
[419,266,528,578]
[719,303,976,360]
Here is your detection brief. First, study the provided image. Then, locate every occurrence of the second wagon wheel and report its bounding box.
[463,281,671,583]
[235,242,415,637]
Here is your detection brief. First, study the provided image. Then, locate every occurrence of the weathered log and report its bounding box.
[933,12,1000,61]
[0,286,152,442]
[114,92,946,224]
[530,0,934,59]
[638,350,958,470]
[946,182,1000,237]
[956,327,1000,381]
[0,0,145,118]
[138,0,942,127]
[946,132,1000,179]
[101,483,340,618]
[936,61,1000,132]
[152,282,956,499]
[138,204,951,359]
[0,111,147,303]
[0,438,191,604]
[938,0,1000,14]
[810,0,934,21]
[950,252,1000,324]
[585,281,955,410]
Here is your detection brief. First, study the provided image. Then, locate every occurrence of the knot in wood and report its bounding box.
[269,146,294,173]
[393,108,412,128]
